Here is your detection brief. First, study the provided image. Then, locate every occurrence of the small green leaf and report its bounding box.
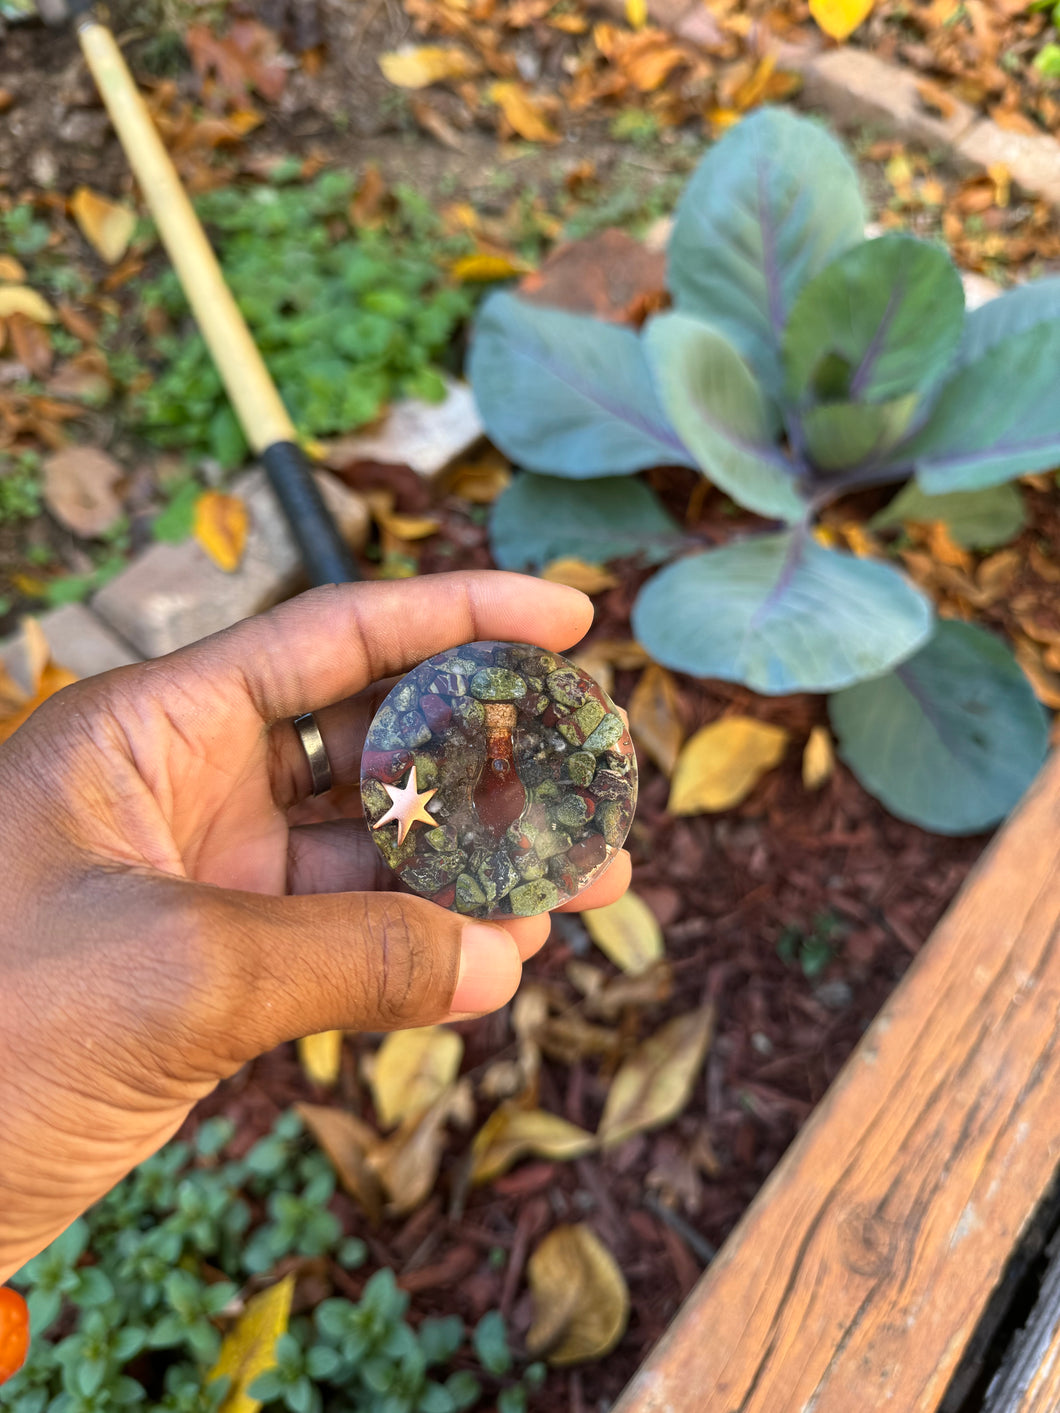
[829,620,1048,834]
[472,1311,512,1377]
[801,394,918,473]
[489,472,685,572]
[631,530,933,693]
[783,234,964,405]
[870,480,1026,549]
[668,107,866,396]
[644,313,805,521]
[468,292,695,477]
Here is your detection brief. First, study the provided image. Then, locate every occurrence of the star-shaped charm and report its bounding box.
[373,764,438,845]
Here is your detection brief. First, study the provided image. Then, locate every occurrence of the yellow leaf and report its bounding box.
[668,717,789,814]
[488,81,560,144]
[296,1102,384,1224]
[0,662,78,744]
[445,454,511,504]
[526,1225,629,1365]
[471,1103,596,1185]
[598,1004,715,1148]
[450,252,528,283]
[802,724,835,791]
[297,1030,343,1086]
[209,1276,294,1413]
[809,0,874,40]
[813,524,840,548]
[194,491,249,573]
[70,188,137,266]
[379,45,480,89]
[839,521,876,558]
[628,662,684,776]
[625,0,648,26]
[369,1026,463,1129]
[0,284,55,323]
[583,891,664,976]
[378,510,441,541]
[0,256,26,281]
[541,557,619,594]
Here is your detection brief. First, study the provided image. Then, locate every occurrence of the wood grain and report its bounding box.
[615,752,1060,1413]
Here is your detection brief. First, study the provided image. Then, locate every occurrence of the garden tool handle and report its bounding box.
[76,17,358,586]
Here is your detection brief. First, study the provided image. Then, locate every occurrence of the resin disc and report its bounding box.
[360,640,637,918]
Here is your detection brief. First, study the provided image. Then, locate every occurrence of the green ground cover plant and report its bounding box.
[471,106,1056,835]
[2,1113,543,1413]
[135,173,478,467]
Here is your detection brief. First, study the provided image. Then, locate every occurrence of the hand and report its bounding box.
[0,572,630,1281]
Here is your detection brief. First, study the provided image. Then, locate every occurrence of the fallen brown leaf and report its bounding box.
[489,81,560,143]
[70,188,137,266]
[296,1102,384,1224]
[0,285,55,324]
[43,446,123,538]
[541,557,619,593]
[597,1004,715,1148]
[526,1225,630,1365]
[628,662,684,777]
[471,1103,595,1184]
[8,312,52,380]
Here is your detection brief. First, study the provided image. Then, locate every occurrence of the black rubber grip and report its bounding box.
[260,440,359,586]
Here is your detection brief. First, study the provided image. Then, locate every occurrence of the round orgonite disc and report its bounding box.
[360,641,638,919]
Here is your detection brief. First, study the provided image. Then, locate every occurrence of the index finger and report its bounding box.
[181,571,594,722]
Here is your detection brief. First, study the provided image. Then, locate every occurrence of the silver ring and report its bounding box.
[293,712,333,796]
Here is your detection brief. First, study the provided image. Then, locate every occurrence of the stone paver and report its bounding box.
[29,603,140,678]
[326,379,483,480]
[92,467,369,659]
[795,46,977,150]
[959,120,1060,211]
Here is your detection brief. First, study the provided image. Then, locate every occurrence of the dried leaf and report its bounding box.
[43,446,123,538]
[297,1030,343,1086]
[0,285,55,323]
[371,1081,472,1215]
[57,302,99,344]
[377,510,441,542]
[526,1225,630,1365]
[445,453,511,504]
[626,0,648,27]
[70,188,137,265]
[410,97,466,149]
[369,1025,463,1129]
[489,81,560,143]
[296,1102,384,1223]
[1,618,50,703]
[583,890,664,976]
[669,717,789,814]
[379,45,480,89]
[628,662,684,776]
[47,353,112,406]
[194,491,249,573]
[450,252,528,283]
[598,1004,715,1148]
[541,557,619,593]
[208,1276,293,1413]
[810,0,874,40]
[350,164,391,229]
[1015,640,1060,709]
[0,662,78,744]
[802,724,835,791]
[916,78,957,119]
[625,39,689,93]
[8,312,53,379]
[471,1103,595,1184]
[0,256,26,281]
[186,20,288,104]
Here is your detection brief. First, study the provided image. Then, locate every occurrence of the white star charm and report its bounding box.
[373,764,438,845]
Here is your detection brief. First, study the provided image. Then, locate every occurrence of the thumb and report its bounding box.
[185,881,523,1063]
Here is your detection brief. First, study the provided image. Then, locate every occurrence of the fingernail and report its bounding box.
[452,924,520,1016]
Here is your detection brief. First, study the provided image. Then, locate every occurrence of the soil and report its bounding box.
[0,4,1046,1407]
